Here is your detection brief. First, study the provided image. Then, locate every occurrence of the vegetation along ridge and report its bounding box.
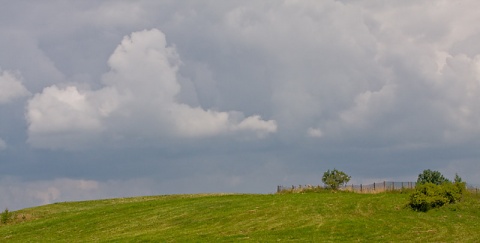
[1,170,479,242]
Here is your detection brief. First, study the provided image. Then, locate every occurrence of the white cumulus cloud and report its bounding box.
[27,85,103,134]
[26,29,276,149]
[0,69,30,104]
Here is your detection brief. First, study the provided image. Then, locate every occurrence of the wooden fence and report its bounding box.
[277,181,416,193]
[277,182,480,194]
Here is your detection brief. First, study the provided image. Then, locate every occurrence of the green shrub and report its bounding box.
[322,169,351,190]
[1,208,12,224]
[409,182,466,212]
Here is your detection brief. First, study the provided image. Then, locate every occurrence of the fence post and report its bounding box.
[360,184,363,192]
[373,182,376,191]
[383,181,386,191]
[392,182,395,191]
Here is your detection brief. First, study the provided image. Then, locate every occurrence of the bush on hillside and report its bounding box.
[409,182,466,212]
[322,169,351,190]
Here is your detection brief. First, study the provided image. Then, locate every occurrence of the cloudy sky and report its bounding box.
[1,0,480,210]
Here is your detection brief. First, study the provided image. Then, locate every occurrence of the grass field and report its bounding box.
[1,191,480,242]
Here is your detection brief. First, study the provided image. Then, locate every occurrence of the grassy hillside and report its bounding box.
[1,192,480,242]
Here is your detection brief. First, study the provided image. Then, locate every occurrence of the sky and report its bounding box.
[1,0,480,210]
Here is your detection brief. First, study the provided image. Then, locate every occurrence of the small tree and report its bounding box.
[454,173,463,183]
[416,169,450,185]
[1,208,12,224]
[453,173,467,195]
[322,169,351,190]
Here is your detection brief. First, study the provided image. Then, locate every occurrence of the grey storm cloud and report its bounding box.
[1,0,480,210]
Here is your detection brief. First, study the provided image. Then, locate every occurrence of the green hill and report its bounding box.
[1,192,479,242]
